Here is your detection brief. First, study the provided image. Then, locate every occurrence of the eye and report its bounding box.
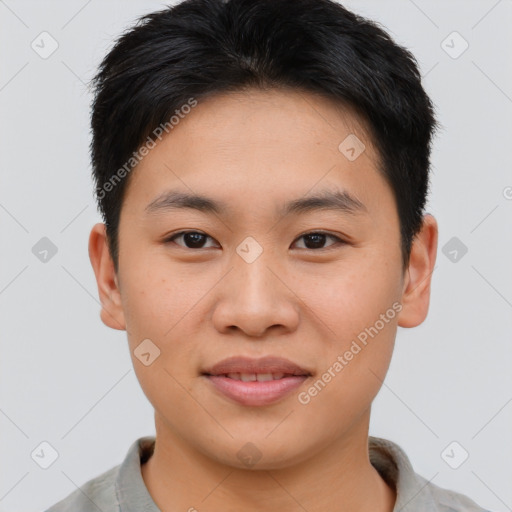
[165,231,219,249]
[292,231,345,250]
[164,230,345,251]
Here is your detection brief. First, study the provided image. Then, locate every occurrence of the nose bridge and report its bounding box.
[232,243,281,310]
[239,256,282,298]
[232,231,277,289]
[212,241,299,336]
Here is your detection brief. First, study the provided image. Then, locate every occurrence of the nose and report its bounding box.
[211,253,300,338]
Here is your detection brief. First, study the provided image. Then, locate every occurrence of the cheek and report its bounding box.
[297,315,397,435]
[291,248,400,407]
[119,259,205,370]
[291,253,401,339]
[119,253,186,335]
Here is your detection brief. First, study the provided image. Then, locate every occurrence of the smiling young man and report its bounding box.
[46,0,491,511]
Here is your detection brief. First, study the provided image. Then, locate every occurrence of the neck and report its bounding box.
[141,410,396,512]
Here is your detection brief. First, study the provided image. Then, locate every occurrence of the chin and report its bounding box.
[202,436,316,471]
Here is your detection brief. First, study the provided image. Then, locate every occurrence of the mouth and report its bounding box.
[201,356,312,406]
[209,372,303,381]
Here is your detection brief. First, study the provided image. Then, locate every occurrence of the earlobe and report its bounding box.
[88,223,127,331]
[397,214,438,328]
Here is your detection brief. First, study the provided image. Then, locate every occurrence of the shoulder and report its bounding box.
[416,472,493,512]
[44,464,120,512]
[368,436,493,512]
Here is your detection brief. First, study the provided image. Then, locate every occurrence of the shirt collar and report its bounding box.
[115,435,439,512]
[369,436,440,512]
[115,436,159,512]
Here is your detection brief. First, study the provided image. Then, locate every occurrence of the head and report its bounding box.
[89,0,438,469]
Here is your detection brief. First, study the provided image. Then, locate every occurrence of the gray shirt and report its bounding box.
[45,435,492,512]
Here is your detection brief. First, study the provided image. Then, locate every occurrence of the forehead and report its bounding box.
[176,87,371,146]
[122,88,390,221]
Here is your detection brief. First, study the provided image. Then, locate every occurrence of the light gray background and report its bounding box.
[1,1,511,511]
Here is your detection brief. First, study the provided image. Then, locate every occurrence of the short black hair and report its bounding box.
[90,0,437,273]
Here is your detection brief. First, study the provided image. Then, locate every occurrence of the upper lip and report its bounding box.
[202,356,312,376]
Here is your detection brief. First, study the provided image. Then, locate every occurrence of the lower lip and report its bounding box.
[204,375,309,406]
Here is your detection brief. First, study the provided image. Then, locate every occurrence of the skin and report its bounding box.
[89,88,438,512]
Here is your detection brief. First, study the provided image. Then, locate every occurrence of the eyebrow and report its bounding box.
[144,188,367,217]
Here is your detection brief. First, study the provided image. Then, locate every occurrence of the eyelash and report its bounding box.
[163,230,346,251]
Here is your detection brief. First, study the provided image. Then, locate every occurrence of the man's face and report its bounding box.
[97,89,411,468]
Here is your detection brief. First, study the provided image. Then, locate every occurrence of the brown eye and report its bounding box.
[166,231,218,249]
[293,232,344,250]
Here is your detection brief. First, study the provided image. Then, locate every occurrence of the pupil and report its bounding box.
[185,233,205,248]
[305,234,325,249]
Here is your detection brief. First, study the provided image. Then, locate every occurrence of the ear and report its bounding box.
[397,214,438,328]
[88,222,126,331]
